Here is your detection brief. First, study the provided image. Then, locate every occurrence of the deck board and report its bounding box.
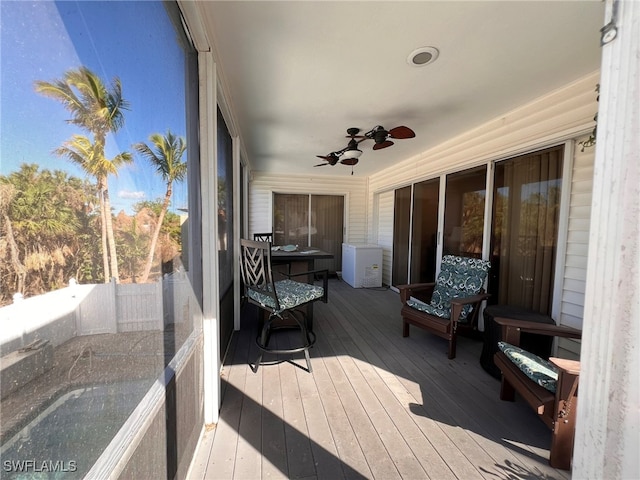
[191,279,571,479]
[234,325,263,480]
[328,285,565,479]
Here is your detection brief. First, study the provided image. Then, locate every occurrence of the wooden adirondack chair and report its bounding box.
[493,316,582,470]
[398,255,490,359]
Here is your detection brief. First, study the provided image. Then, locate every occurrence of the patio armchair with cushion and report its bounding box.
[239,238,328,373]
[398,255,491,359]
[493,316,582,470]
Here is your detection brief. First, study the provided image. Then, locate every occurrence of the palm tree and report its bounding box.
[133,130,187,282]
[35,67,129,282]
[54,134,132,281]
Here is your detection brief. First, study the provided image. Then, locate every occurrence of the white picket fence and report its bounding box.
[0,274,190,356]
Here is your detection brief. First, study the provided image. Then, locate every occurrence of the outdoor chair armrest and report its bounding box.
[450,293,491,306]
[550,357,581,376]
[450,293,490,324]
[397,282,436,303]
[494,317,582,346]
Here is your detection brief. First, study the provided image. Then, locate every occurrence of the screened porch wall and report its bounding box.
[368,71,599,331]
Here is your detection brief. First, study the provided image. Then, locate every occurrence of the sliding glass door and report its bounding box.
[390,146,563,315]
[392,165,488,286]
[410,179,440,283]
[392,180,440,286]
[310,195,344,273]
[443,166,487,258]
[273,193,344,273]
[489,146,563,314]
[273,194,308,246]
[392,186,411,286]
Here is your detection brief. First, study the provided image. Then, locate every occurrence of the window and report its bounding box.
[1,1,201,476]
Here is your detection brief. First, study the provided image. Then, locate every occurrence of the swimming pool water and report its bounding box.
[1,380,152,479]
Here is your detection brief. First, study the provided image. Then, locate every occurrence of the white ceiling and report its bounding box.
[197,1,605,177]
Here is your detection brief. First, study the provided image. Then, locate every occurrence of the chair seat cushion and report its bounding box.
[498,341,558,393]
[248,279,324,313]
[406,299,451,320]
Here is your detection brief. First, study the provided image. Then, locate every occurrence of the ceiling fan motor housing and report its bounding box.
[373,129,388,143]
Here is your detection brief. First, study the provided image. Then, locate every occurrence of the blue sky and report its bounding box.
[1,0,189,214]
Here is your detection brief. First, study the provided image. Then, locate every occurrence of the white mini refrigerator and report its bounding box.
[341,243,383,288]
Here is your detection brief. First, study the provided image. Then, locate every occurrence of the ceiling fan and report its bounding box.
[314,125,415,173]
[365,125,416,150]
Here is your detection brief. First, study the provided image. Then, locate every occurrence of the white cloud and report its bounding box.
[118,190,145,200]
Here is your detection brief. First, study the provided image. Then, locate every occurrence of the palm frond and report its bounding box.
[134,130,187,183]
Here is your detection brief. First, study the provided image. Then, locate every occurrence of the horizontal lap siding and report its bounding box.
[557,135,594,358]
[248,172,368,244]
[562,138,594,329]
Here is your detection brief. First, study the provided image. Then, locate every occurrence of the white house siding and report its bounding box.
[556,135,595,358]
[248,172,368,245]
[366,72,600,334]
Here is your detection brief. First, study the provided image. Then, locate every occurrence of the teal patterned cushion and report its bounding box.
[430,255,490,321]
[498,341,558,393]
[406,299,449,319]
[247,279,324,314]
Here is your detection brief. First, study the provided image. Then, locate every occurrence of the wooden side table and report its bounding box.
[480,304,555,378]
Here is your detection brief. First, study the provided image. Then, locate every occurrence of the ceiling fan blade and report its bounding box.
[388,126,415,139]
[340,158,359,166]
[373,140,394,150]
[314,163,329,167]
[316,154,339,165]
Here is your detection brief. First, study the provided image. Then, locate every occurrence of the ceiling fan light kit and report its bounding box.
[339,139,363,160]
[314,125,415,174]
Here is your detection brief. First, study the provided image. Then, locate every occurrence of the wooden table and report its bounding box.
[271,247,333,331]
[271,246,334,269]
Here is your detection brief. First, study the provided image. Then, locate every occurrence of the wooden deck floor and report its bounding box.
[189,279,571,480]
